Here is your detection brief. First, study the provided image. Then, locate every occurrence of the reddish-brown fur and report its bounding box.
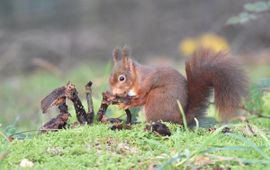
[109,46,248,124]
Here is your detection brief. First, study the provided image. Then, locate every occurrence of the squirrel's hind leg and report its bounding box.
[144,86,186,124]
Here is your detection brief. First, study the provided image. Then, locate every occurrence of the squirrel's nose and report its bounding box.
[112,88,127,97]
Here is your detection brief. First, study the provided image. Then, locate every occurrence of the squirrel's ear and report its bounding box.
[112,48,121,64]
[122,45,131,69]
[130,61,136,76]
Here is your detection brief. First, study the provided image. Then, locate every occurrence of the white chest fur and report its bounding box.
[128,89,137,97]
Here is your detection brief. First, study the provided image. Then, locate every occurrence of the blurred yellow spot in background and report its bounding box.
[179,33,230,56]
[179,38,198,57]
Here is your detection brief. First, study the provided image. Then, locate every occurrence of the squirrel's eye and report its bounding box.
[118,74,126,82]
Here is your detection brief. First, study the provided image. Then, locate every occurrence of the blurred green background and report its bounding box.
[0,0,270,131]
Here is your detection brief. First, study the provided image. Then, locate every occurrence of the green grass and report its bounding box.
[1,119,270,170]
[0,64,270,169]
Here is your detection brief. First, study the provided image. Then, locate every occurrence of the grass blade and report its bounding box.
[177,100,188,131]
[227,133,270,160]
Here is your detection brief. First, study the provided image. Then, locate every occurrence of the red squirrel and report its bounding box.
[109,46,248,124]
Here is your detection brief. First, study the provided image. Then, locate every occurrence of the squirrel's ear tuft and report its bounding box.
[112,47,121,64]
[130,61,136,76]
[122,45,131,58]
[122,45,131,69]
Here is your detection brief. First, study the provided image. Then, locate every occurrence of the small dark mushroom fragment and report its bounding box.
[101,117,123,124]
[145,122,171,136]
[208,127,216,133]
[208,127,232,134]
[40,103,70,133]
[221,127,231,134]
[110,122,132,131]
[110,123,123,130]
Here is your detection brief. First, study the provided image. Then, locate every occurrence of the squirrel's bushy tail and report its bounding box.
[185,50,248,123]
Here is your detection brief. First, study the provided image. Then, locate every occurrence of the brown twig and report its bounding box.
[0,130,11,143]
[40,82,133,131]
[41,86,66,113]
[97,92,110,122]
[11,129,62,136]
[65,82,88,124]
[85,81,94,124]
[238,116,257,136]
[32,58,63,77]
[125,109,132,124]
[41,82,90,125]
[240,104,270,119]
[40,103,70,133]
[208,101,270,120]
[97,91,132,124]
